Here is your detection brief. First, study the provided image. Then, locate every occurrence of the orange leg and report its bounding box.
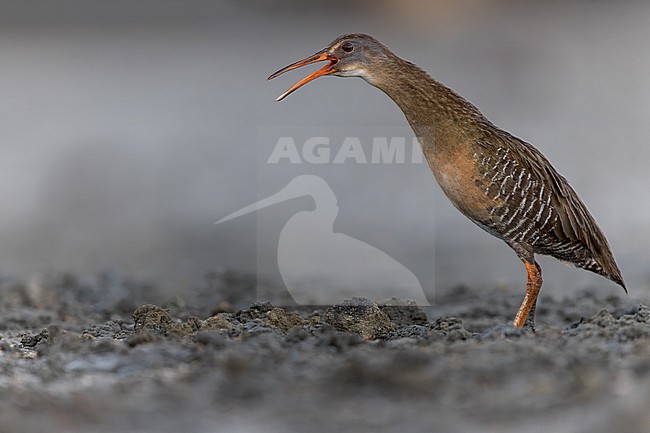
[513,261,543,327]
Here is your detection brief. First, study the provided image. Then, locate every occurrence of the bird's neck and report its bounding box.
[370,58,489,154]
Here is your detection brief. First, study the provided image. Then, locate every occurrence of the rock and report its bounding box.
[132,304,197,337]
[430,317,473,341]
[325,297,396,340]
[265,307,307,333]
[133,304,176,335]
[20,329,49,348]
[379,298,429,326]
[202,313,235,330]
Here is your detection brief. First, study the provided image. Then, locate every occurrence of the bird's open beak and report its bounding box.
[268,50,338,101]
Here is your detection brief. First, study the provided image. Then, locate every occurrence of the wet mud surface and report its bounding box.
[1,273,649,433]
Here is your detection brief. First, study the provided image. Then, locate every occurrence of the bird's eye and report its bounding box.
[341,42,354,53]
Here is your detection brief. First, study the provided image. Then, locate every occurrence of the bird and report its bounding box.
[216,174,429,306]
[268,33,625,329]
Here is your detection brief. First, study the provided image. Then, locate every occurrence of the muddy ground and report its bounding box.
[0,272,649,433]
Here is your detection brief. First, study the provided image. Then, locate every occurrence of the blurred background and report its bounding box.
[0,0,648,303]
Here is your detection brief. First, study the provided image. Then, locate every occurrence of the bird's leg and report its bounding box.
[513,261,542,328]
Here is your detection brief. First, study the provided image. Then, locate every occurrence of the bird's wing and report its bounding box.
[484,126,624,288]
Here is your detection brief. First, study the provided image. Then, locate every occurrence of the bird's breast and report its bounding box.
[424,139,496,223]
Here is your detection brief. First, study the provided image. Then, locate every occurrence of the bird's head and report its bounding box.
[268,33,391,101]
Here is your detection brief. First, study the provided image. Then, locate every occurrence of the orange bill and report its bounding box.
[268,50,338,101]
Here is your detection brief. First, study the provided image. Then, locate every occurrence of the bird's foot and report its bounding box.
[523,313,536,333]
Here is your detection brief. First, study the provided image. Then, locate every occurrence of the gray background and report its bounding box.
[0,0,647,301]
